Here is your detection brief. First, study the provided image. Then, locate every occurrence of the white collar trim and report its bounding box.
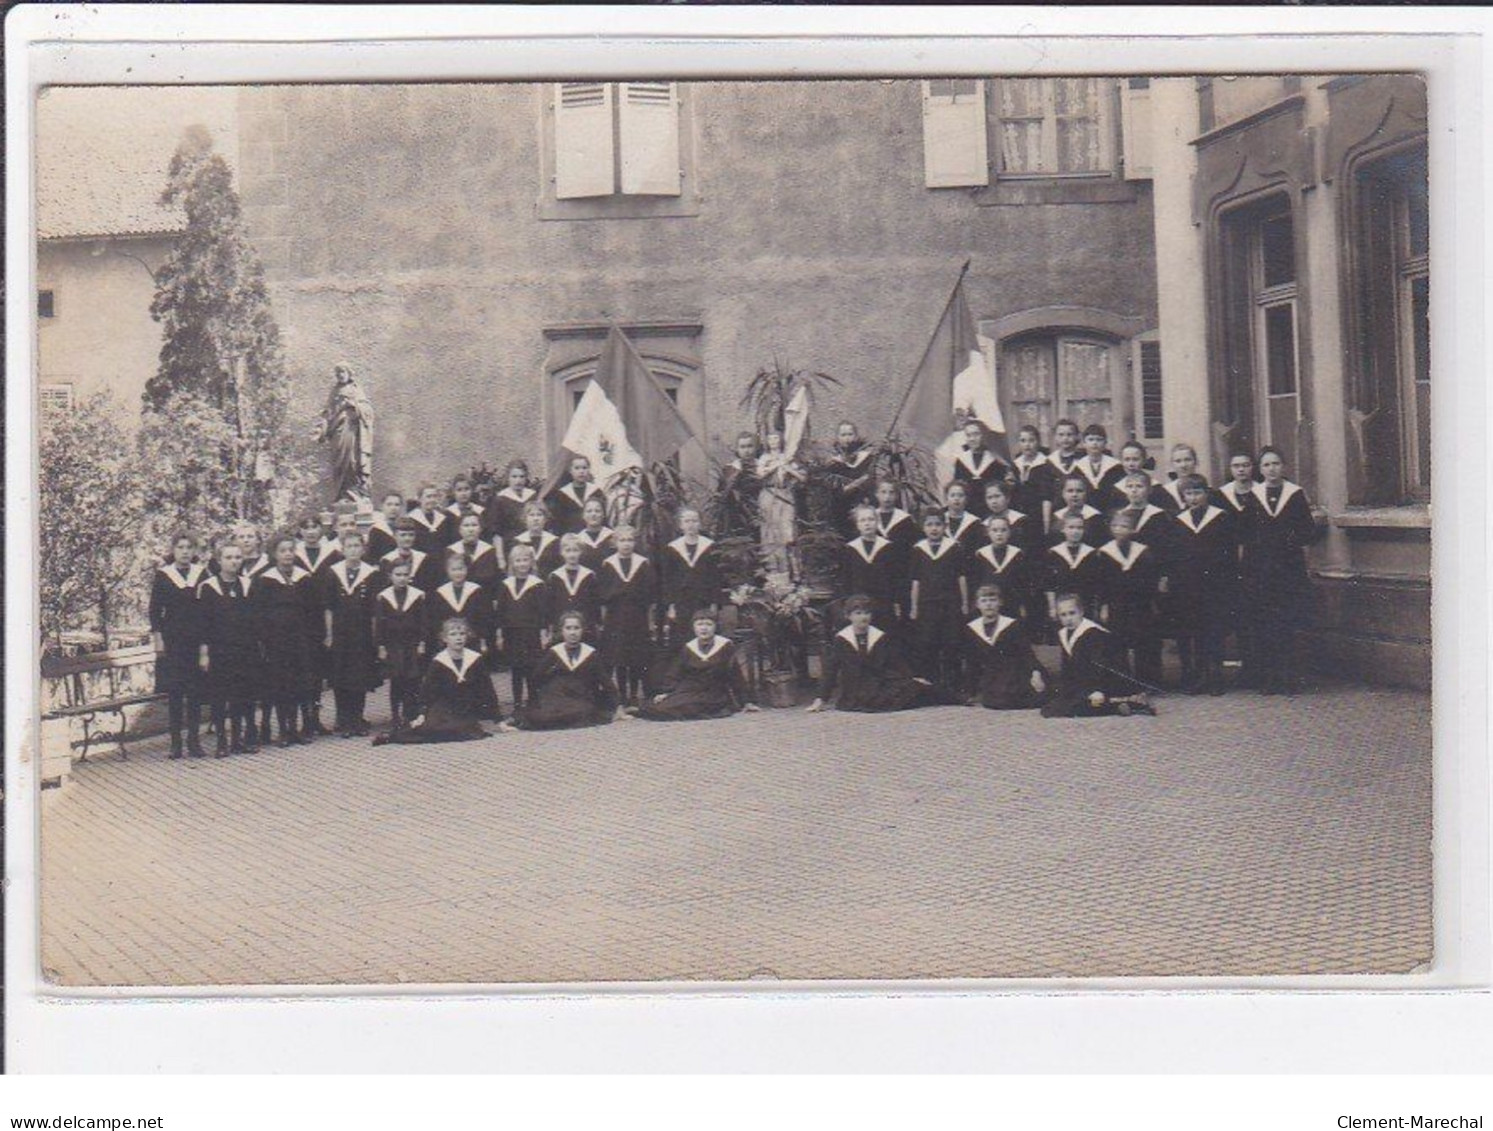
[669,535,714,559]
[378,585,424,609]
[977,544,1021,569]
[1099,540,1147,569]
[1061,618,1103,654]
[1251,480,1302,516]
[1178,505,1225,533]
[846,535,892,563]
[835,624,885,649]
[604,553,647,580]
[1053,542,1096,566]
[330,560,373,592]
[967,614,1015,643]
[437,581,482,609]
[551,641,596,670]
[262,565,311,585]
[160,562,204,588]
[504,575,543,599]
[551,565,595,594]
[915,537,957,560]
[433,647,483,681]
[685,635,729,661]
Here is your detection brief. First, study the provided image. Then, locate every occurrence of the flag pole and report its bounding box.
[881,258,973,443]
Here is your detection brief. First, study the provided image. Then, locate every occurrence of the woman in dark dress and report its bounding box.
[150,532,206,759]
[637,610,759,721]
[373,618,502,744]
[254,535,319,747]
[322,531,383,736]
[807,595,948,713]
[1241,446,1320,695]
[486,459,538,546]
[962,584,1048,710]
[503,612,624,731]
[195,544,263,756]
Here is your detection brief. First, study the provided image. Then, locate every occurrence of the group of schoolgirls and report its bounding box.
[810,417,1318,719]
[148,453,767,756]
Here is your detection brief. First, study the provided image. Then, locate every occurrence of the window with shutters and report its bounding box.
[1132,333,1164,442]
[999,331,1131,441]
[543,82,697,219]
[995,78,1115,177]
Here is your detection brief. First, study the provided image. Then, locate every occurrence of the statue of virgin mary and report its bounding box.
[315,362,374,503]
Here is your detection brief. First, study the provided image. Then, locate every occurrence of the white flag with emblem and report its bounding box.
[561,380,644,477]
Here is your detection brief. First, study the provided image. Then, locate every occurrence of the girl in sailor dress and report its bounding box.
[380,518,439,594]
[1240,446,1319,696]
[1009,425,1057,538]
[486,460,538,545]
[1094,510,1164,687]
[321,530,383,737]
[494,544,550,711]
[1047,475,1107,548]
[838,505,905,630]
[255,535,321,746]
[547,534,602,639]
[943,482,985,557]
[961,583,1048,711]
[575,497,616,572]
[373,617,501,744]
[637,609,758,721]
[871,478,918,613]
[597,525,658,709]
[971,515,1038,637]
[1216,452,1261,686]
[1149,443,1202,515]
[445,474,486,536]
[407,483,455,555]
[509,502,563,578]
[807,595,946,713]
[448,512,504,592]
[1043,513,1105,625]
[426,551,493,657]
[981,481,1038,552]
[294,514,343,736]
[951,420,1011,519]
[194,543,263,756]
[149,532,207,759]
[503,611,624,731]
[1044,419,1084,500]
[1041,595,1153,718]
[906,509,970,692]
[373,556,427,731]
[659,507,722,645]
[1073,424,1126,509]
[365,492,407,564]
[1168,474,1238,696]
[548,454,607,535]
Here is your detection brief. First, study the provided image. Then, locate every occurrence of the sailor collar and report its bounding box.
[876,508,912,533]
[159,562,204,589]
[245,553,272,575]
[946,511,980,540]
[551,641,596,670]
[449,538,495,562]
[669,535,714,562]
[382,548,427,569]
[378,585,424,610]
[560,481,604,505]
[1131,504,1166,529]
[368,514,395,536]
[1099,540,1148,569]
[295,541,336,570]
[1219,481,1253,511]
[202,573,252,597]
[1060,618,1103,654]
[261,565,311,585]
[551,565,595,595]
[1161,479,1187,507]
[1047,449,1080,472]
[496,486,536,503]
[330,560,374,593]
[956,447,995,474]
[408,509,445,532]
[1177,505,1225,534]
[446,501,484,517]
[503,575,543,600]
[991,507,1027,524]
[1074,454,1121,486]
[437,580,482,610]
[1251,480,1302,517]
[846,535,892,563]
[834,445,874,469]
[835,624,885,650]
[604,553,648,581]
[1052,542,1096,567]
[685,635,730,662]
[517,530,557,550]
[1056,504,1101,522]
[915,537,958,561]
[580,527,614,547]
[967,614,1015,644]
[433,647,483,682]
[1013,453,1044,478]
[977,544,1021,570]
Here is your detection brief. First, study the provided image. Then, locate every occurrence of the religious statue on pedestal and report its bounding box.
[315,362,374,504]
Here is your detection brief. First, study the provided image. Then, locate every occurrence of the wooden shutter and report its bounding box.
[554,82,616,200]
[922,79,989,188]
[1120,79,1154,180]
[619,81,682,196]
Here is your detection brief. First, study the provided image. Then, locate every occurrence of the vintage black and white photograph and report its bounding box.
[33,73,1432,987]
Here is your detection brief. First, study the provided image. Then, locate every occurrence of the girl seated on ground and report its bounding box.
[962,583,1048,711]
[373,617,502,744]
[501,611,627,732]
[807,595,951,714]
[1041,594,1154,719]
[637,609,759,722]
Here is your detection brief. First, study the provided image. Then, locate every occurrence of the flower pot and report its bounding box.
[761,671,802,709]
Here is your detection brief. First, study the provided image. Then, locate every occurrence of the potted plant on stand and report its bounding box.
[728,577,822,708]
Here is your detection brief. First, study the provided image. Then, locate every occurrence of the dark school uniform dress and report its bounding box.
[838,535,903,626]
[1149,477,1189,516]
[149,562,205,696]
[1043,542,1105,619]
[254,565,319,704]
[637,635,751,721]
[547,564,602,634]
[196,574,262,704]
[952,447,1012,518]
[548,480,607,535]
[1072,455,1126,513]
[1045,450,1083,501]
[715,459,762,539]
[426,580,493,655]
[987,507,1039,552]
[970,543,1036,619]
[1169,504,1237,648]
[1241,480,1317,658]
[509,529,562,578]
[660,536,723,620]
[324,560,383,694]
[944,510,985,559]
[384,648,501,742]
[444,501,486,540]
[1042,619,1148,717]
[295,541,343,686]
[1095,539,1163,682]
[575,527,616,572]
[379,547,438,594]
[1213,481,1256,647]
[495,574,549,669]
[374,584,426,698]
[824,445,878,538]
[364,517,399,564]
[1009,454,1057,526]
[817,625,943,712]
[962,614,1046,710]
[873,507,919,606]
[447,537,503,593]
[242,553,273,581]
[598,553,658,668]
[485,486,538,544]
[519,642,619,730]
[908,537,968,684]
[404,508,452,556]
[1046,503,1107,548]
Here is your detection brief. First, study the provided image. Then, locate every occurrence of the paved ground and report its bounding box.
[39,676,1432,986]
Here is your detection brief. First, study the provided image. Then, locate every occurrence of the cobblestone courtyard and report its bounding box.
[39,682,1432,986]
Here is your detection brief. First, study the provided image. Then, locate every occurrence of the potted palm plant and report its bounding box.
[728,576,822,707]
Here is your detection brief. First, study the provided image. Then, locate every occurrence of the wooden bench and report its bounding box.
[41,644,163,766]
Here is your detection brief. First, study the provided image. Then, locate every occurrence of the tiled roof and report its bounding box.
[36,86,237,240]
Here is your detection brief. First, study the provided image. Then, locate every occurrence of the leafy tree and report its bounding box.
[143,125,313,535]
[39,394,147,644]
